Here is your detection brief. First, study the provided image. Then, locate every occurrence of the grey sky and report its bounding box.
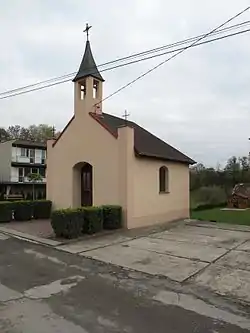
[0,0,250,167]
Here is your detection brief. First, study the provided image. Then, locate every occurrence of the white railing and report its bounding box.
[10,176,46,183]
[11,156,46,164]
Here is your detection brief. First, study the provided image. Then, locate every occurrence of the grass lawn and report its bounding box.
[191,208,250,226]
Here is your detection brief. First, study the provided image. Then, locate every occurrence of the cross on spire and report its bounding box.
[83,23,92,41]
[52,126,56,138]
[122,110,130,125]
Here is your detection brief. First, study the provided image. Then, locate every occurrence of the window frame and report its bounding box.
[41,150,46,159]
[31,167,38,174]
[20,148,26,157]
[159,166,169,194]
[24,167,31,177]
[40,167,45,178]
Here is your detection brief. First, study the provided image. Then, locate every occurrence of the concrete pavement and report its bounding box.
[56,221,250,305]
[0,234,250,332]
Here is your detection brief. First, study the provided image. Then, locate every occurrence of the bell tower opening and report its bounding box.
[93,80,98,99]
[80,82,86,100]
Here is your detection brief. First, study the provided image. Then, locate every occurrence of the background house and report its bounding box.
[0,140,46,199]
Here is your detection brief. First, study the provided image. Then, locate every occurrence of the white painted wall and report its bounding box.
[10,167,18,182]
[12,147,46,164]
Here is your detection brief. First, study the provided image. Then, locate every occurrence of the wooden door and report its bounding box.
[81,163,93,206]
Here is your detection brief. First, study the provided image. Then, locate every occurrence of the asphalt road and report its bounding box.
[0,235,249,333]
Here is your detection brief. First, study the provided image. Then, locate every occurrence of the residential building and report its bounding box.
[47,34,195,229]
[0,140,46,199]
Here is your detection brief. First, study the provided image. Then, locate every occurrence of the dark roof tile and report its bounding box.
[98,113,195,165]
[13,139,46,149]
[53,112,195,165]
[73,41,104,82]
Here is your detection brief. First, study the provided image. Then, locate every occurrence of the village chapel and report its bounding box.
[46,30,195,229]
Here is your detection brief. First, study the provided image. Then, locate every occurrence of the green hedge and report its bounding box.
[33,200,52,219]
[13,201,33,221]
[83,207,103,234]
[193,202,227,211]
[102,205,122,230]
[51,208,84,239]
[0,202,13,223]
[51,205,122,239]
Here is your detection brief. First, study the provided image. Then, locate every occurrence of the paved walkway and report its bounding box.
[56,221,250,306]
[1,218,250,307]
[0,235,249,332]
[0,219,53,239]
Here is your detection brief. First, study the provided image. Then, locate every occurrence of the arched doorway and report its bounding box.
[81,163,93,206]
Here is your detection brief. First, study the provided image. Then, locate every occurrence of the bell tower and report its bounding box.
[73,24,104,117]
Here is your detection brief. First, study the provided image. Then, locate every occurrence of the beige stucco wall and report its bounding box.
[47,82,120,209]
[128,156,190,229]
[47,80,190,229]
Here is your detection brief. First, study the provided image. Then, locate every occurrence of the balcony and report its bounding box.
[11,176,46,184]
[11,156,46,166]
[0,175,46,184]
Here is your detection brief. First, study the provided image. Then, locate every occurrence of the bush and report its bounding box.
[102,205,122,230]
[13,201,33,221]
[191,186,227,209]
[193,202,226,211]
[83,207,103,234]
[0,202,13,223]
[51,208,84,239]
[33,200,52,219]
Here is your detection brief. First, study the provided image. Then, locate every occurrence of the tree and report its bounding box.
[239,156,250,183]
[224,156,241,186]
[190,155,250,193]
[1,124,60,142]
[0,128,10,141]
[7,125,22,139]
[27,173,43,200]
[27,124,55,142]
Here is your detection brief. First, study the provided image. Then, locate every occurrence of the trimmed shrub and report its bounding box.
[102,205,122,230]
[51,208,84,239]
[83,207,103,234]
[33,200,52,219]
[13,201,33,221]
[0,202,13,223]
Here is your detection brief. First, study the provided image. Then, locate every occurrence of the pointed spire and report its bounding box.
[73,25,104,83]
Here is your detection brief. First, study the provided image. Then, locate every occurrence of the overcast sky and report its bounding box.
[0,0,250,167]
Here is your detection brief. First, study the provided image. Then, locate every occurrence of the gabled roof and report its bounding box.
[73,41,104,82]
[53,112,195,164]
[92,113,195,165]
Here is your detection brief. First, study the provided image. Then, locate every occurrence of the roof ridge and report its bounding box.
[101,112,195,164]
[133,122,192,159]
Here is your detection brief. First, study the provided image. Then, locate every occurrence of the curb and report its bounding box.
[0,227,62,247]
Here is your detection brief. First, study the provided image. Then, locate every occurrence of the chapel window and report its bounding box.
[159,166,169,193]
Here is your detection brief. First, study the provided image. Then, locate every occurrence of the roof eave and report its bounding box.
[72,73,105,83]
[135,151,196,165]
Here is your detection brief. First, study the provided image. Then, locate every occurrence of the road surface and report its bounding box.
[0,235,249,333]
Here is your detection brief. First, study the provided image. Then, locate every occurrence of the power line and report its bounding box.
[98,6,250,104]
[0,27,249,101]
[1,19,250,98]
